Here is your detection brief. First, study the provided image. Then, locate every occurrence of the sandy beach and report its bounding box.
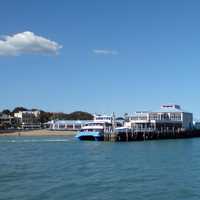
[0,129,77,137]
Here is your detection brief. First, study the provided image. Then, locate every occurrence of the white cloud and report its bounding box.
[0,31,62,56]
[93,49,118,55]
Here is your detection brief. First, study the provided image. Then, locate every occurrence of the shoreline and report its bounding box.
[0,129,77,137]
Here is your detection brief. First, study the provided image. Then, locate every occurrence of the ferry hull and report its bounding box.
[75,131,104,141]
[78,135,104,141]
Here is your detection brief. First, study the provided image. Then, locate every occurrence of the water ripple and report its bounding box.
[0,137,200,200]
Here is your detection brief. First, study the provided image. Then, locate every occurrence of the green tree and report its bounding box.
[2,109,11,115]
[12,107,28,113]
[39,111,53,123]
[66,111,93,120]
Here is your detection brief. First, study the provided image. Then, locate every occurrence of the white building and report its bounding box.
[125,105,193,132]
[47,120,91,131]
[14,111,41,129]
[47,114,123,131]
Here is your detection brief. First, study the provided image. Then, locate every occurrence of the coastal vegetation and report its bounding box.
[39,111,93,122]
[1,107,93,123]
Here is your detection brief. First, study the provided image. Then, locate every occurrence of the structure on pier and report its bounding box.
[103,104,194,142]
[124,104,193,133]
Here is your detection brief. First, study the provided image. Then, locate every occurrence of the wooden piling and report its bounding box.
[103,129,200,142]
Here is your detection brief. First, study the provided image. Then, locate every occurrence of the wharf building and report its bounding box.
[14,111,41,129]
[46,114,121,131]
[47,120,91,131]
[124,105,193,132]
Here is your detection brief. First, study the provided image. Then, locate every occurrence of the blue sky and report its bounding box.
[1,0,200,117]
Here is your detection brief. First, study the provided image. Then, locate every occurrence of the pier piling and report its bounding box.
[103,130,200,142]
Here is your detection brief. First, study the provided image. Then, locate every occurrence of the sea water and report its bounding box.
[0,136,200,200]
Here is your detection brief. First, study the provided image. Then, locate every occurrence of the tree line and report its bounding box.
[1,107,93,123]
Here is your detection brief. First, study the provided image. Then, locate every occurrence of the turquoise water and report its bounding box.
[0,136,200,200]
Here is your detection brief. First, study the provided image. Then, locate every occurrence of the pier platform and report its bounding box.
[103,130,200,142]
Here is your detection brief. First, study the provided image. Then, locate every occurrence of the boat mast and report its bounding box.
[112,112,116,132]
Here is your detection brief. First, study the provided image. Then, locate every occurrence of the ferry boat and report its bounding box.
[75,115,115,141]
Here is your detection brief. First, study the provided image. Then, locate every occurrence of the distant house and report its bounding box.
[125,105,193,132]
[0,113,14,129]
[14,110,41,129]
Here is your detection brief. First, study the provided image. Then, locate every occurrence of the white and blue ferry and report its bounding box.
[75,115,114,141]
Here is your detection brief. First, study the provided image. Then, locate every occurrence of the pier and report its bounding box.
[103,104,198,142]
[103,129,200,142]
[75,105,200,142]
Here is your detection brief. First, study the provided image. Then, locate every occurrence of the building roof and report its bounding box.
[153,105,189,113]
[46,120,92,125]
[131,112,149,117]
[129,105,192,117]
